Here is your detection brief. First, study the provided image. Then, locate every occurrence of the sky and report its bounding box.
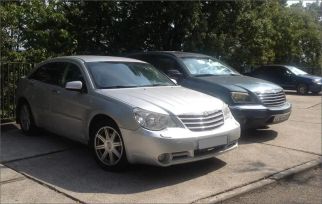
[287,0,321,7]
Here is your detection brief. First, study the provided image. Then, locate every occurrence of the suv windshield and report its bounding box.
[86,62,175,89]
[181,57,239,76]
[285,66,308,75]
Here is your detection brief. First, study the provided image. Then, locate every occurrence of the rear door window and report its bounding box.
[29,62,66,86]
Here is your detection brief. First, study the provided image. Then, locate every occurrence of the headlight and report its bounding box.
[133,108,178,131]
[231,92,251,103]
[313,78,322,84]
[223,104,233,120]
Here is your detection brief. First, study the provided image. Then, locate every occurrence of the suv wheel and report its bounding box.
[297,83,308,95]
[90,120,128,171]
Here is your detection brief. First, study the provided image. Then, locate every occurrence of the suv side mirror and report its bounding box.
[167,70,183,80]
[170,78,177,84]
[65,81,83,92]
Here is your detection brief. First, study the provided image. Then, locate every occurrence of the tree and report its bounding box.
[1,0,321,71]
[273,3,322,70]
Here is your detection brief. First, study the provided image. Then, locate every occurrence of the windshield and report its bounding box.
[86,62,175,89]
[181,57,240,76]
[285,66,308,75]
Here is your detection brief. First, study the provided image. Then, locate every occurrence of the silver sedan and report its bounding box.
[16,56,240,171]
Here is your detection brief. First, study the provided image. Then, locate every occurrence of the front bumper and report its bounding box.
[309,83,322,93]
[120,118,240,166]
[230,102,292,128]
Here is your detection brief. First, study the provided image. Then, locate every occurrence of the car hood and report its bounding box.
[298,74,322,81]
[97,86,224,115]
[191,75,282,93]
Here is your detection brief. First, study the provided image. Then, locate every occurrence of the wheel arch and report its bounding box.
[88,114,120,141]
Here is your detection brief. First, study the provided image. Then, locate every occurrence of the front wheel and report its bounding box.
[90,121,128,171]
[297,83,308,95]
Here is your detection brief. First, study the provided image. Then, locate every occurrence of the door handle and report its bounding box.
[52,89,60,94]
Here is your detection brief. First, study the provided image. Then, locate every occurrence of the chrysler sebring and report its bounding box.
[16,56,240,171]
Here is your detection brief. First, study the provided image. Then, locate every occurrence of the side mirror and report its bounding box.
[170,78,177,84]
[167,70,183,80]
[65,81,83,91]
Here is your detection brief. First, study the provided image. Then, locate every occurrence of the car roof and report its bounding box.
[52,55,147,63]
[128,51,211,58]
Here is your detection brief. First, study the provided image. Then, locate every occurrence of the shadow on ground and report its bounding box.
[284,90,322,96]
[1,123,20,132]
[240,128,278,144]
[3,125,227,194]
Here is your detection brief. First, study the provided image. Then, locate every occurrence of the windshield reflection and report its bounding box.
[181,57,240,76]
[285,66,308,75]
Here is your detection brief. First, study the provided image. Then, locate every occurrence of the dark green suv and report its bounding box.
[127,51,292,128]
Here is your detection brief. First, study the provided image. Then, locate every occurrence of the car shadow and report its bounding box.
[1,122,20,132]
[240,128,278,144]
[284,90,322,96]
[3,126,227,194]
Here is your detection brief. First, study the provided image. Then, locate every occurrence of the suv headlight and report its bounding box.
[223,104,233,120]
[133,108,179,131]
[313,78,322,84]
[231,92,251,103]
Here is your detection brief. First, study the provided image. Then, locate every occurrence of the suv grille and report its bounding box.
[257,90,286,107]
[178,110,224,132]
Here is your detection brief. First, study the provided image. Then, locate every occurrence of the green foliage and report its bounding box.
[1,0,75,62]
[1,0,321,72]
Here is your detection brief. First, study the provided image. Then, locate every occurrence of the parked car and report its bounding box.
[246,65,322,95]
[16,55,240,171]
[127,51,292,128]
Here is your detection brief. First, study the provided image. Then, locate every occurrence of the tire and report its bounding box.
[90,120,128,171]
[18,102,37,135]
[296,83,308,95]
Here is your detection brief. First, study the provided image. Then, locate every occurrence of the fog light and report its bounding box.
[158,153,171,163]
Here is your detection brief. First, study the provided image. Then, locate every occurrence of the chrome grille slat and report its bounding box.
[178,110,224,132]
[182,116,224,125]
[180,114,222,123]
[256,90,286,107]
[257,91,285,96]
[188,121,224,130]
[179,111,222,120]
[259,95,285,100]
[261,98,285,102]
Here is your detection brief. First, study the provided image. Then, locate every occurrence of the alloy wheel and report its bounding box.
[297,84,308,95]
[94,126,124,166]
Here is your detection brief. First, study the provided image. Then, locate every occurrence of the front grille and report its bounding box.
[178,110,224,132]
[257,90,286,107]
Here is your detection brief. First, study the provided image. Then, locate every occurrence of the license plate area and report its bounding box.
[198,136,227,150]
[273,112,290,123]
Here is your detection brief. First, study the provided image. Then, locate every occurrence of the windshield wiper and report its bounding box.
[141,83,170,87]
[196,73,239,77]
[101,85,139,89]
[195,74,217,77]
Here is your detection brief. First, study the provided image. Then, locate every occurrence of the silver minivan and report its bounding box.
[16,56,240,171]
